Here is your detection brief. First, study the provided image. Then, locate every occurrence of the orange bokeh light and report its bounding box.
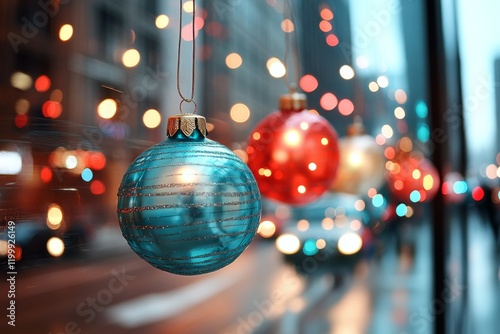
[14,114,28,128]
[326,34,339,46]
[320,8,334,20]
[319,20,332,32]
[42,101,62,118]
[35,75,51,92]
[90,180,105,195]
[40,166,53,183]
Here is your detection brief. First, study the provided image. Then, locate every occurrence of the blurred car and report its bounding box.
[0,185,93,266]
[272,192,382,274]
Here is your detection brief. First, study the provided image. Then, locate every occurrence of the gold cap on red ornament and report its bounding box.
[279,92,307,111]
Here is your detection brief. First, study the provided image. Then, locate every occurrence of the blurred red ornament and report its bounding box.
[246,93,339,205]
[386,149,440,203]
[331,119,386,195]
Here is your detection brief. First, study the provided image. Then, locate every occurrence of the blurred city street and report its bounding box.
[1,0,500,333]
[2,212,497,334]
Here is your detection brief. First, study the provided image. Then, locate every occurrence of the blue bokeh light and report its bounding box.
[81,168,93,182]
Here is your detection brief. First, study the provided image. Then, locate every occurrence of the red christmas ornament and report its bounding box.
[386,149,440,203]
[246,93,339,205]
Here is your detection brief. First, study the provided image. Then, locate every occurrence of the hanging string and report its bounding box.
[283,0,301,94]
[176,0,197,113]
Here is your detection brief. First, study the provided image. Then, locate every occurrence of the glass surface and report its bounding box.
[117,134,261,275]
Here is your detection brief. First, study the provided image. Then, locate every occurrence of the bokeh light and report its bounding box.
[59,24,73,41]
[338,99,354,116]
[377,75,389,88]
[230,103,251,123]
[320,8,334,20]
[339,65,355,80]
[281,19,294,32]
[47,237,65,257]
[226,52,243,69]
[11,72,32,91]
[326,34,339,46]
[276,234,300,255]
[97,98,117,119]
[319,20,332,32]
[320,92,338,110]
[90,180,105,195]
[35,75,51,92]
[299,74,318,93]
[338,233,363,255]
[143,109,162,128]
[155,14,170,29]
[267,57,286,78]
[122,49,141,67]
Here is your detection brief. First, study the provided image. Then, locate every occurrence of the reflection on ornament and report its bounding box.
[386,147,440,203]
[117,114,262,275]
[331,120,385,195]
[246,93,339,205]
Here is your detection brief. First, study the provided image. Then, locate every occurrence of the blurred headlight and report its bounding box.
[338,232,363,255]
[47,237,65,257]
[257,220,276,238]
[276,234,300,255]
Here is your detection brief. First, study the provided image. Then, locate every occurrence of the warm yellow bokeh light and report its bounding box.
[122,49,141,68]
[348,151,363,167]
[394,107,406,119]
[267,57,286,78]
[283,129,302,147]
[97,98,117,119]
[230,103,251,123]
[412,169,422,179]
[276,234,300,255]
[368,81,379,92]
[316,239,326,250]
[155,14,170,29]
[225,52,243,69]
[377,75,389,88]
[257,220,277,238]
[183,0,194,13]
[381,124,394,138]
[338,233,363,255]
[308,162,317,171]
[11,72,32,91]
[339,65,355,80]
[47,204,63,230]
[143,109,162,128]
[297,185,306,194]
[423,175,434,190]
[59,24,74,42]
[47,237,65,257]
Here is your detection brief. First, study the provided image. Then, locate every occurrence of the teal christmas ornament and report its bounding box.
[117,114,262,275]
